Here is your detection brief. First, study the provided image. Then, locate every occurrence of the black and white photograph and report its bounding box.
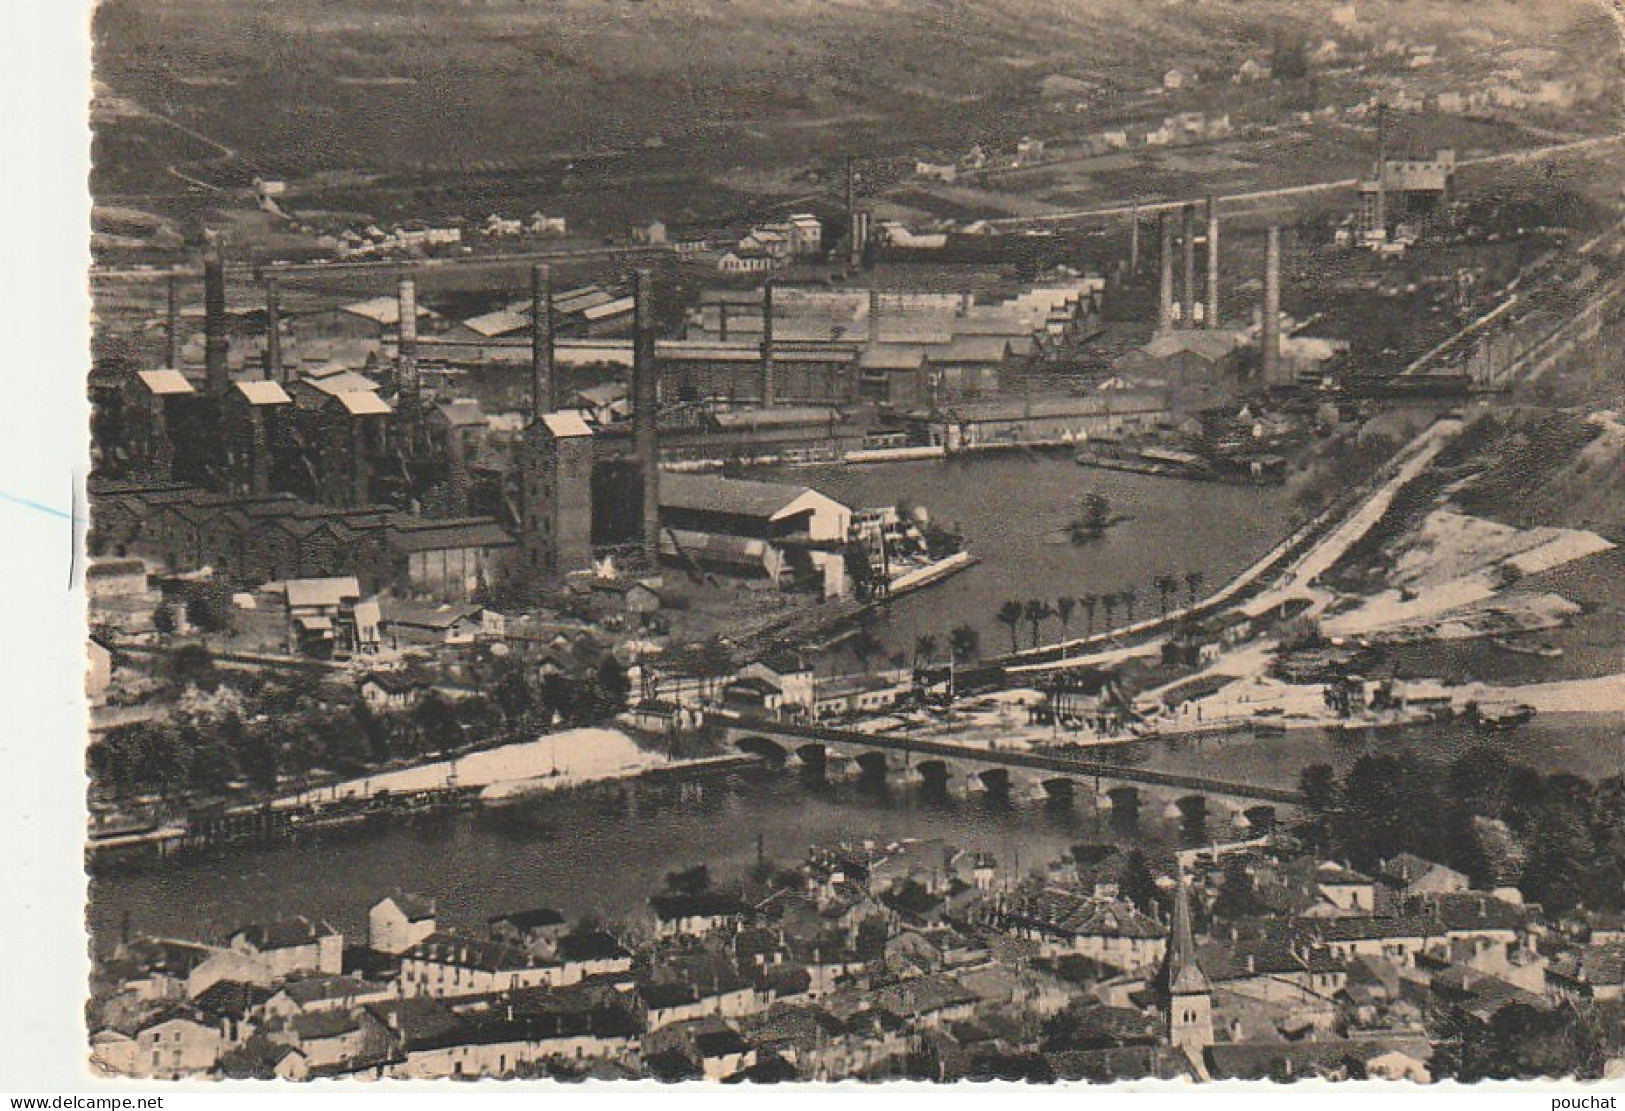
[40,0,1625,1088]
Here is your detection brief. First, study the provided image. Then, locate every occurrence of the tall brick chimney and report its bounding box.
[632,268,661,562]
[1129,203,1141,274]
[1205,195,1221,331]
[203,241,229,394]
[264,271,283,381]
[1262,226,1282,386]
[1157,213,1175,332]
[530,263,554,418]
[166,267,182,369]
[759,281,775,406]
[397,275,419,402]
[1181,204,1197,329]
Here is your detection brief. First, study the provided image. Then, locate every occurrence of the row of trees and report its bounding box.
[992,571,1207,653]
[1298,747,1625,915]
[89,647,633,803]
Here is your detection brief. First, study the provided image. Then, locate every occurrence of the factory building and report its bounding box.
[1356,149,1455,242]
[657,473,851,598]
[902,391,1168,451]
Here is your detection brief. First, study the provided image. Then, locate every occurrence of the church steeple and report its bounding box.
[1164,875,1214,1062]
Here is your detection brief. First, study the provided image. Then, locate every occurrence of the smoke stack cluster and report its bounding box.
[530,263,555,419]
[264,271,283,381]
[1205,195,1220,331]
[1157,213,1175,332]
[632,268,661,561]
[1262,226,1282,386]
[759,281,775,406]
[203,242,229,394]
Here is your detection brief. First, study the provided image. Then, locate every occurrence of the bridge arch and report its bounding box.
[736,735,789,761]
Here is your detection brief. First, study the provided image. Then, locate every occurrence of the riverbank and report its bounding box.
[275,727,669,809]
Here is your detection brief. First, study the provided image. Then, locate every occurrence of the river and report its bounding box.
[748,455,1295,660]
[89,711,1622,954]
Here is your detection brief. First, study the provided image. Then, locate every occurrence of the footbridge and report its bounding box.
[716,715,1303,809]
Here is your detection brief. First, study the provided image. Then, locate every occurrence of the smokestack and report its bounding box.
[1157,213,1174,332]
[868,287,882,346]
[759,281,775,406]
[718,301,728,342]
[264,272,283,381]
[1262,226,1282,387]
[846,157,860,268]
[1129,204,1141,274]
[166,267,182,369]
[1374,103,1388,240]
[530,263,554,419]
[1205,195,1220,331]
[397,275,419,397]
[1181,204,1197,329]
[203,242,229,394]
[250,407,270,496]
[633,268,660,562]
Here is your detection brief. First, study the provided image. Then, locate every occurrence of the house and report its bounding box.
[370,894,439,955]
[1315,863,1378,915]
[87,636,114,707]
[1378,853,1469,898]
[554,930,634,983]
[279,577,372,657]
[487,908,569,956]
[97,1007,224,1079]
[1163,67,1192,90]
[227,918,344,982]
[378,600,495,647]
[648,892,751,939]
[588,578,663,619]
[738,653,815,713]
[87,557,149,598]
[358,670,428,712]
[983,888,1167,972]
[263,975,391,1021]
[399,931,564,998]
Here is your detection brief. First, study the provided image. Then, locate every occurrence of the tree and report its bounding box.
[913,634,938,670]
[663,864,711,895]
[595,657,631,715]
[949,624,980,664]
[412,693,464,756]
[1055,596,1076,641]
[1212,857,1266,920]
[1079,595,1098,636]
[152,598,178,635]
[1023,599,1054,649]
[1100,594,1117,629]
[996,601,1025,653]
[1122,588,1139,624]
[182,580,236,635]
[494,668,536,726]
[1184,570,1205,607]
[1153,574,1177,618]
[163,643,219,692]
[848,628,884,674]
[1118,849,1158,916]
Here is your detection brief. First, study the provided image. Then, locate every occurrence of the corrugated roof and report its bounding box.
[304,371,378,397]
[461,309,530,338]
[582,296,635,321]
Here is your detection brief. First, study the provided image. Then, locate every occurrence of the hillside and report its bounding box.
[93,0,1618,187]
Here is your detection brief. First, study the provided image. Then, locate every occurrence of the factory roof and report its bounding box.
[859,345,929,371]
[1139,330,1243,362]
[913,391,1164,423]
[334,390,393,416]
[304,371,379,397]
[387,518,515,552]
[461,309,531,338]
[582,296,635,322]
[540,411,594,439]
[232,380,292,406]
[660,472,844,521]
[135,369,195,396]
[554,339,633,367]
[434,398,487,427]
[338,297,435,327]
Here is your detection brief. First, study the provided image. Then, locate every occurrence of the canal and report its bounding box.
[749,455,1296,660]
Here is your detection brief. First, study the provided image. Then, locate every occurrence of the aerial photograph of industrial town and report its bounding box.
[78,0,1625,1086]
